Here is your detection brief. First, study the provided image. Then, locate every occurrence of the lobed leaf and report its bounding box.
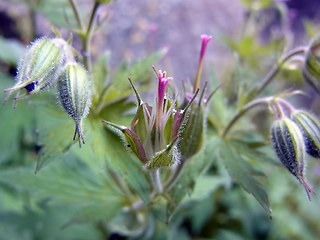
[216,139,272,217]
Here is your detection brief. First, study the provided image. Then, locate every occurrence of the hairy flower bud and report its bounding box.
[57,62,91,147]
[270,117,315,200]
[302,35,320,92]
[291,110,320,158]
[102,120,147,164]
[178,103,204,160]
[3,38,66,108]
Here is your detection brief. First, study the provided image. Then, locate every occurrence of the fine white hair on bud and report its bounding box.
[270,117,315,200]
[291,110,320,158]
[3,37,66,108]
[57,62,92,147]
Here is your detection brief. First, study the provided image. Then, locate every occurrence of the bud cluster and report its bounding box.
[103,71,199,170]
[3,37,92,147]
[270,99,319,200]
[103,35,214,173]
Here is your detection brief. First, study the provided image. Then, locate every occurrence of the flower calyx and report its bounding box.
[103,69,199,170]
[3,37,71,108]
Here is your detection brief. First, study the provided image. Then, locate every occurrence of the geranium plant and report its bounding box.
[0,0,320,239]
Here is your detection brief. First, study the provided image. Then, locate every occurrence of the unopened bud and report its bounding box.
[302,35,320,92]
[3,38,66,107]
[57,62,91,147]
[270,117,315,200]
[291,110,320,158]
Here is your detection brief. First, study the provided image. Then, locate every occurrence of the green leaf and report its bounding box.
[7,0,72,28]
[92,52,110,105]
[0,36,26,65]
[35,0,73,28]
[83,122,150,203]
[96,98,136,125]
[217,139,272,217]
[0,202,101,240]
[187,175,225,201]
[35,113,76,173]
[0,156,125,222]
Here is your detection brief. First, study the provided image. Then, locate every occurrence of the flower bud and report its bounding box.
[291,110,320,158]
[102,120,147,164]
[270,117,315,200]
[3,38,66,107]
[302,35,320,92]
[57,62,91,147]
[178,102,204,160]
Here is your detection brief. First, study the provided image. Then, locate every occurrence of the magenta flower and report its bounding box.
[194,34,212,93]
[199,35,213,62]
[157,70,172,126]
[103,68,198,171]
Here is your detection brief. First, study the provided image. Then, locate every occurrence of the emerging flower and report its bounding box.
[194,35,212,93]
[103,69,198,170]
[178,34,215,161]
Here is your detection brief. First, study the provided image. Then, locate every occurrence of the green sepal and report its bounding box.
[271,118,305,177]
[291,110,320,158]
[103,120,147,164]
[146,137,179,170]
[163,98,174,145]
[131,103,151,144]
[179,103,204,160]
[270,117,315,200]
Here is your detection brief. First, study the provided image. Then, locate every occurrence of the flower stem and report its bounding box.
[87,1,100,35]
[68,0,101,72]
[255,46,306,96]
[221,46,307,138]
[221,97,272,138]
[163,162,185,192]
[68,0,84,31]
[150,169,163,193]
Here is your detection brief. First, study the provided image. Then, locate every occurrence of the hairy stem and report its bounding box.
[69,0,101,72]
[221,46,307,138]
[149,169,163,193]
[255,46,306,96]
[82,1,100,72]
[163,162,185,192]
[68,0,84,31]
[221,97,272,138]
